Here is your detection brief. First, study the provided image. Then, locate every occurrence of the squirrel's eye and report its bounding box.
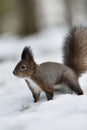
[20,65,27,70]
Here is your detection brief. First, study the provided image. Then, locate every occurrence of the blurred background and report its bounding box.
[0,0,87,35]
[0,0,87,62]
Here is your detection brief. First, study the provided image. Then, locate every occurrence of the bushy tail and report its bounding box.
[63,26,87,77]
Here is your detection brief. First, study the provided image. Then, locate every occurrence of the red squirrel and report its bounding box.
[13,26,87,102]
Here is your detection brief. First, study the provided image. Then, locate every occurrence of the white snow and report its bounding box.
[0,27,87,130]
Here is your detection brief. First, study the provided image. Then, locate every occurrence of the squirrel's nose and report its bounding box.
[13,70,16,75]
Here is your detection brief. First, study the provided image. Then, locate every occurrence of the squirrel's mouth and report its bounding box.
[16,75,23,78]
[13,70,23,78]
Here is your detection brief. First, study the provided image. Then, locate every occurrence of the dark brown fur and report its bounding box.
[13,34,85,102]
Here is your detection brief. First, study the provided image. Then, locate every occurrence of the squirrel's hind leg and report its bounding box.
[63,76,83,95]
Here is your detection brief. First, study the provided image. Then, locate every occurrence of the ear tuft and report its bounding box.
[21,46,34,61]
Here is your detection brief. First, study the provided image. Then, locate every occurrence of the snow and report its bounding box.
[0,27,87,130]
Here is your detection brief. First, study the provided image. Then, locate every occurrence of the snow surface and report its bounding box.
[0,27,87,130]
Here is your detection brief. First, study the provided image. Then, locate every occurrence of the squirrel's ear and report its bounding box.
[21,46,34,62]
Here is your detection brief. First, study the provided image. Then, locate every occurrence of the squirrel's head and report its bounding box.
[13,46,36,78]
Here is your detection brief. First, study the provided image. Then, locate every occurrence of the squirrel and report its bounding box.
[13,26,87,103]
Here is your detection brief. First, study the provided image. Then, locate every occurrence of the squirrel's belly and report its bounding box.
[25,77,42,93]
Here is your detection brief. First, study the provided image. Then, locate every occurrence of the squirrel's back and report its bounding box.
[63,26,87,77]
